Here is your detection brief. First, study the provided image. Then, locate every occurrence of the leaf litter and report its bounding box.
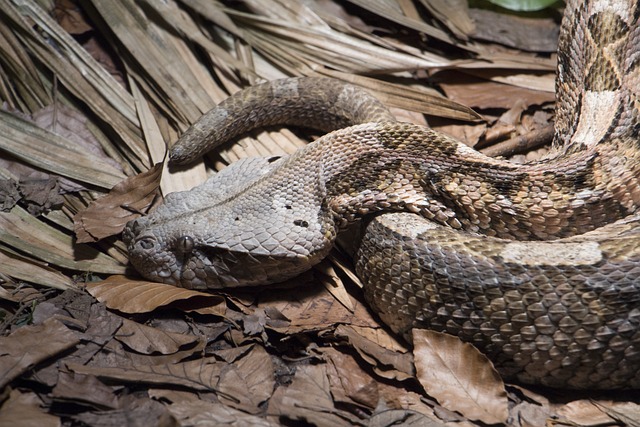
[1,0,639,426]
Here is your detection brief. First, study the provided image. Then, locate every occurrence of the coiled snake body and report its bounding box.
[124,0,640,388]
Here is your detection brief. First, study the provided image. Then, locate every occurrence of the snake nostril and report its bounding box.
[138,238,155,250]
[130,219,144,234]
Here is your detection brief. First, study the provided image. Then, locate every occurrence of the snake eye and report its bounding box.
[177,236,194,254]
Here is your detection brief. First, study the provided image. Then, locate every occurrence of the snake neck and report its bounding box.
[306,122,640,241]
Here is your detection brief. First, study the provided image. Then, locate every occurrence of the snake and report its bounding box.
[123,0,640,389]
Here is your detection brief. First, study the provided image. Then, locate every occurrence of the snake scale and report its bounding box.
[124,0,640,389]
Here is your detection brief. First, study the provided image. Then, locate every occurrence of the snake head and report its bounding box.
[123,215,201,287]
[124,209,262,289]
[123,204,336,290]
[122,155,338,290]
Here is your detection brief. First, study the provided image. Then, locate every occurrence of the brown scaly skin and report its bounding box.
[124,0,640,388]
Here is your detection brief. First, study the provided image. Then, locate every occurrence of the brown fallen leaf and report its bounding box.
[116,317,202,355]
[509,400,555,427]
[167,400,273,427]
[53,0,93,34]
[335,324,414,381]
[0,178,20,211]
[314,259,355,312]
[256,275,378,335]
[368,409,445,427]
[376,382,439,422]
[0,318,80,389]
[556,399,620,426]
[412,329,508,425]
[67,357,226,393]
[593,401,640,427]
[439,70,555,111]
[72,395,173,427]
[123,336,207,367]
[212,344,255,364]
[84,275,226,316]
[74,162,163,243]
[470,7,559,52]
[33,104,124,175]
[324,347,379,410]
[268,363,361,426]
[215,345,275,414]
[0,389,61,427]
[51,372,118,410]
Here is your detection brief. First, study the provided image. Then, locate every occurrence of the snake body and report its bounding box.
[124,0,640,388]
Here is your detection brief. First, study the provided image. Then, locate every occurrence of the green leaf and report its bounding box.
[486,0,559,11]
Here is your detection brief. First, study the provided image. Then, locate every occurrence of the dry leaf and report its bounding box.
[1,207,124,275]
[72,395,172,426]
[215,345,275,413]
[0,318,79,389]
[51,372,118,409]
[16,175,63,216]
[439,71,555,111]
[84,275,226,315]
[470,8,559,52]
[33,104,124,175]
[510,401,554,427]
[347,324,409,353]
[556,399,619,426]
[167,401,274,427]
[314,259,355,312]
[324,347,379,409]
[256,276,378,334]
[0,390,61,427]
[376,382,439,421]
[53,0,93,35]
[0,247,75,290]
[67,357,225,393]
[0,110,126,189]
[412,329,508,425]
[335,324,414,381]
[268,363,361,426]
[116,317,202,355]
[593,401,640,427]
[420,0,475,40]
[212,345,255,364]
[74,162,163,243]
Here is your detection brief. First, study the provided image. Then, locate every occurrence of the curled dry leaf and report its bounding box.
[84,275,226,316]
[412,329,508,425]
[74,162,163,243]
